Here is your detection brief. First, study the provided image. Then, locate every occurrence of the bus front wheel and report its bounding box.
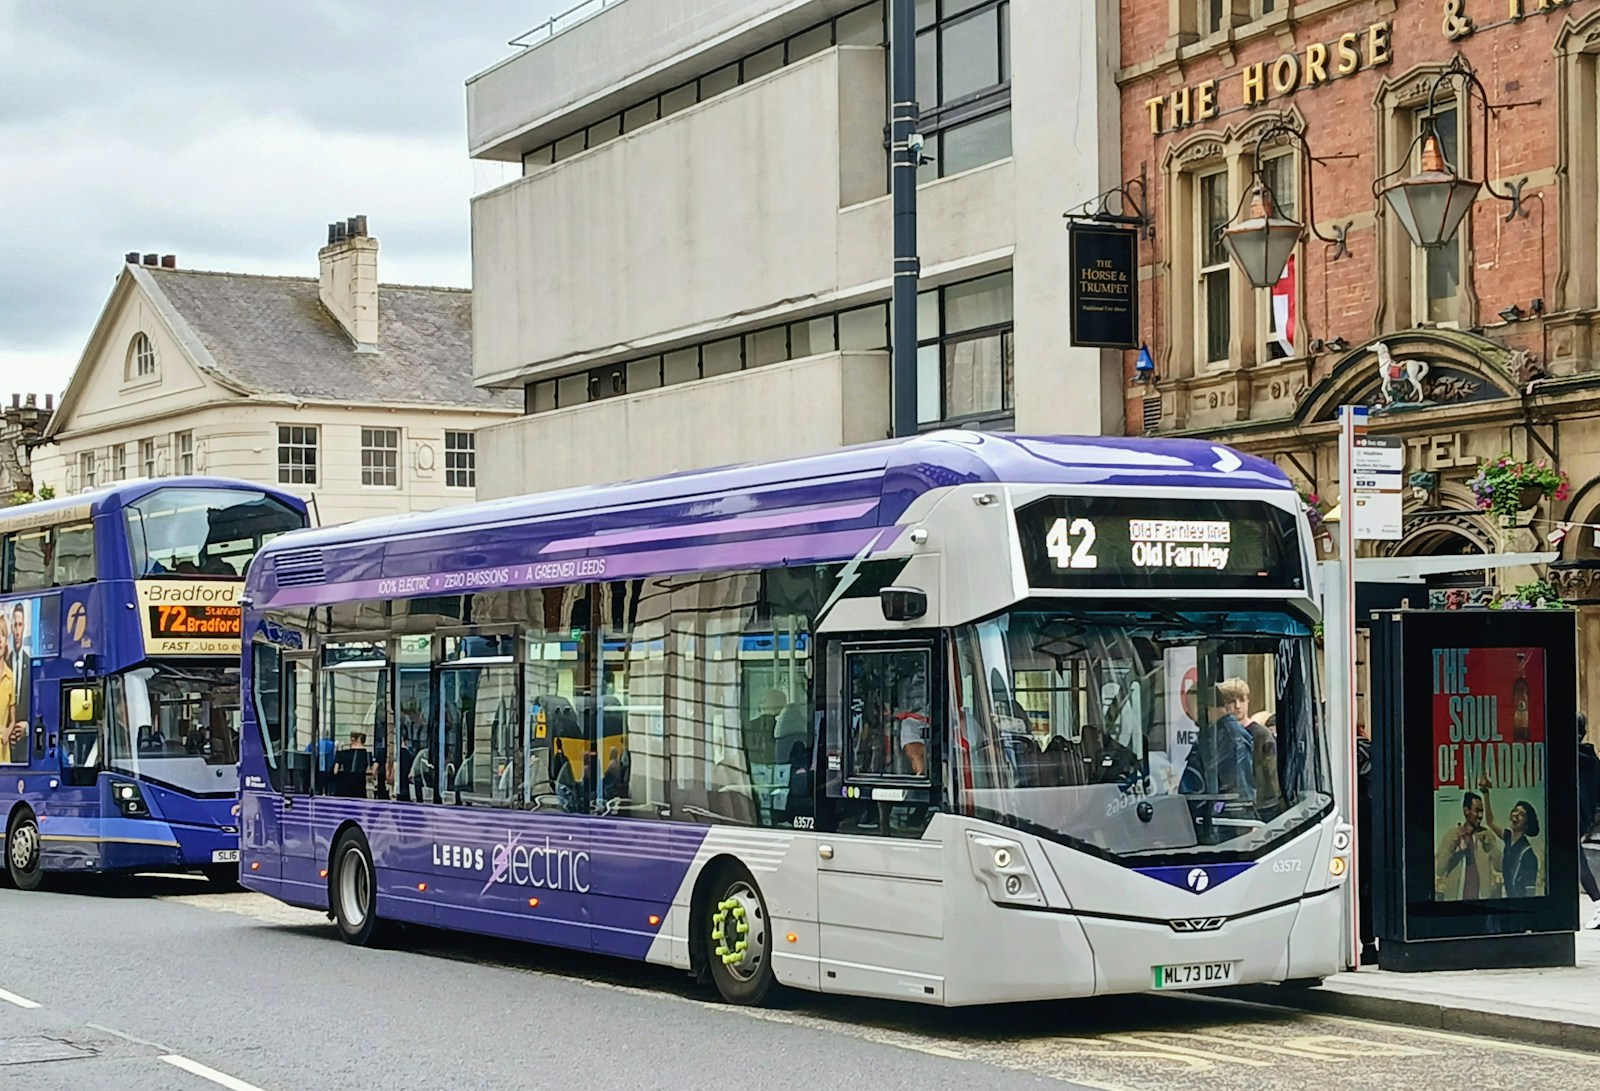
[6,812,44,891]
[330,829,382,946]
[703,864,778,1006]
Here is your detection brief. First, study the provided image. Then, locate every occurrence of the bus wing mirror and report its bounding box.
[880,586,928,622]
[69,688,100,723]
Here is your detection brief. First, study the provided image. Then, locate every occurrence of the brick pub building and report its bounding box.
[1118,0,1600,710]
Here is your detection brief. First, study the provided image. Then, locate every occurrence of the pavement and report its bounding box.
[1232,892,1600,1053]
[8,876,1600,1090]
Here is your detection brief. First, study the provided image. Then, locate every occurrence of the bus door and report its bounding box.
[54,680,106,868]
[816,638,947,998]
[277,654,317,890]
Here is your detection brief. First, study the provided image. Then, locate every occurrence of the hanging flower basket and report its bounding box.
[1300,490,1327,535]
[1467,455,1570,520]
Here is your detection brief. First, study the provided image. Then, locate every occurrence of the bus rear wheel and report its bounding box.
[6,812,44,891]
[703,864,777,1006]
[330,829,382,946]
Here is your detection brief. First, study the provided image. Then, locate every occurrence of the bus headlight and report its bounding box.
[111,781,148,818]
[1330,820,1353,884]
[967,833,1043,907]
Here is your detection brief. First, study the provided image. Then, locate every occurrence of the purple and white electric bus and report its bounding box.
[238,432,1346,1006]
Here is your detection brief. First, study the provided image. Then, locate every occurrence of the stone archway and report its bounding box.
[1386,511,1495,594]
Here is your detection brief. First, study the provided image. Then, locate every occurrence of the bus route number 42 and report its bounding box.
[1046,517,1098,570]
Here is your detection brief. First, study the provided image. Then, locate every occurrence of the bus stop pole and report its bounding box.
[1337,405,1363,969]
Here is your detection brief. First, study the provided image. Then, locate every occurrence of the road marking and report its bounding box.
[0,986,40,1008]
[87,1022,175,1052]
[160,1054,270,1091]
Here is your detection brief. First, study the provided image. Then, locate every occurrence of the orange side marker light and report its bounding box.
[417,882,428,892]
[528,897,540,908]
[786,933,798,944]
[249,861,261,871]
[648,915,661,926]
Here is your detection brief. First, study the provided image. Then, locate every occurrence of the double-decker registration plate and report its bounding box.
[211,850,240,863]
[1152,960,1237,990]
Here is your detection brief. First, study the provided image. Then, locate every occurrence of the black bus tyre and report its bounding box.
[6,812,44,892]
[330,829,382,946]
[703,863,778,1006]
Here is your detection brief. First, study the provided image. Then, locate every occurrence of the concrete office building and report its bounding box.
[467,0,1123,498]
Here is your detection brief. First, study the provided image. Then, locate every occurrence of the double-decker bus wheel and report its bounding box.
[6,811,44,891]
[704,864,777,1006]
[330,829,382,946]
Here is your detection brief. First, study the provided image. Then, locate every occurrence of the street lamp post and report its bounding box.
[889,0,920,439]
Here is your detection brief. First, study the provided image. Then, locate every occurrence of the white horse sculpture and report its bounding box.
[1375,342,1429,405]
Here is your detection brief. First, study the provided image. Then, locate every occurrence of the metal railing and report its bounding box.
[508,0,630,48]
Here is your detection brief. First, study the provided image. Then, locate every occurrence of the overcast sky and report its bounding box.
[1,0,569,398]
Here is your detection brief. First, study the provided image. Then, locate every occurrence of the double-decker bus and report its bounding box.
[2,477,308,890]
[238,433,1346,1005]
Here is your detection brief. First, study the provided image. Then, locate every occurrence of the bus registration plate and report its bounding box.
[211,850,240,863]
[1152,961,1237,990]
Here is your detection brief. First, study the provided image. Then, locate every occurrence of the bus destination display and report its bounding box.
[1016,496,1302,591]
[148,603,243,639]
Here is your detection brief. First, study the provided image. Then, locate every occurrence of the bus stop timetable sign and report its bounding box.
[1352,436,1403,541]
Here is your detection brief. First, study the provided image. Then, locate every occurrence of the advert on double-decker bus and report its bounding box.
[1431,646,1548,902]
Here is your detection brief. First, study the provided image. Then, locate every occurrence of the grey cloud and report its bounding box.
[1,0,565,388]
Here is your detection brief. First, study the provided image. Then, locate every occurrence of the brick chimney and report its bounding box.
[318,215,379,352]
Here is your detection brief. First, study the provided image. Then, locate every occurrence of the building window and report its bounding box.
[915,0,1011,182]
[278,425,318,486]
[141,438,158,478]
[1198,168,1233,365]
[175,430,194,475]
[112,444,128,481]
[126,333,157,381]
[361,427,399,487]
[916,270,1014,427]
[78,451,97,490]
[1414,105,1463,327]
[522,2,886,177]
[521,302,886,415]
[1198,0,1276,36]
[445,431,476,489]
[1259,150,1298,360]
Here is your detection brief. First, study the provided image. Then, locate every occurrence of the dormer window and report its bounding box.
[127,333,157,381]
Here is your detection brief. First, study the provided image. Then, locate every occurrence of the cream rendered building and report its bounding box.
[466,0,1123,499]
[34,221,519,524]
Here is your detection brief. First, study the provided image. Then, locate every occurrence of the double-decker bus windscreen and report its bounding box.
[125,487,305,578]
[955,606,1330,859]
[106,664,242,795]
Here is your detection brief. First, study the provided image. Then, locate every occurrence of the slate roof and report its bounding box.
[143,267,518,411]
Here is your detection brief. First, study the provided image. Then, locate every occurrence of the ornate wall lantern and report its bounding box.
[1219,119,1353,291]
[1373,55,1527,250]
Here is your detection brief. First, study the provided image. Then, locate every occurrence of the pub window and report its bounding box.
[1198,0,1274,36]
[1561,11,1600,313]
[1198,167,1233,366]
[1259,150,1299,361]
[1413,104,1463,327]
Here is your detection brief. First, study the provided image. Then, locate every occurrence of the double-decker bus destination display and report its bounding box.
[136,579,245,655]
[1017,496,1301,591]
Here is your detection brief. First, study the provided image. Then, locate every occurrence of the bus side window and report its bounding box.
[282,657,313,794]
